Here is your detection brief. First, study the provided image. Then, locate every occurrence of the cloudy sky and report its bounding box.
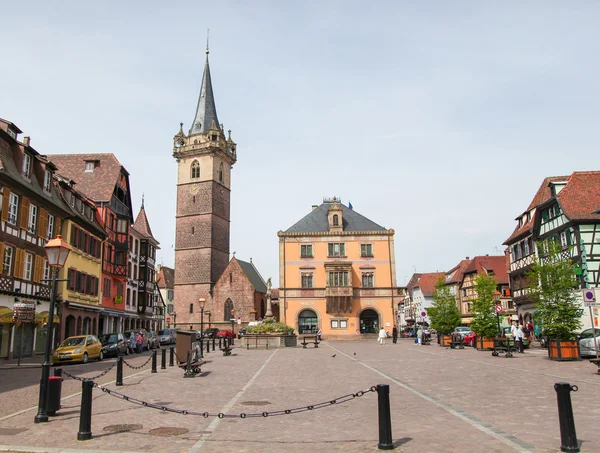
[2,1,599,286]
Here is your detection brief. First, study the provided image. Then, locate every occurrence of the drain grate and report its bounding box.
[149,427,189,437]
[103,424,143,433]
[240,400,271,406]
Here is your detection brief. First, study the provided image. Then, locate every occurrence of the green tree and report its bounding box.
[526,239,581,340]
[428,278,461,335]
[470,274,498,338]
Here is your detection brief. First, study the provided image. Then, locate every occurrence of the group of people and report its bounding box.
[128,331,144,354]
[510,321,533,353]
[378,326,428,345]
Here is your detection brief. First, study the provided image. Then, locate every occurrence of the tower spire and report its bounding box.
[189,32,219,136]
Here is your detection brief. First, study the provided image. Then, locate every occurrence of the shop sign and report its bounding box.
[13,301,36,323]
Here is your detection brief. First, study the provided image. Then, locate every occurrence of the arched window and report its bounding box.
[191,160,200,179]
[298,309,318,334]
[224,298,234,321]
[333,214,339,226]
[219,163,223,183]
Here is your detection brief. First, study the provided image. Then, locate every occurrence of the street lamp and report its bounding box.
[493,290,502,337]
[199,298,205,358]
[35,235,71,424]
[171,311,177,327]
[230,309,236,345]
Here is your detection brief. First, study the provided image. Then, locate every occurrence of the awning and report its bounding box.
[65,301,102,312]
[35,311,60,324]
[0,306,14,323]
[102,309,136,318]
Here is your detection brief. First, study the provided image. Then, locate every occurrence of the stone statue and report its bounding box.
[265,277,273,318]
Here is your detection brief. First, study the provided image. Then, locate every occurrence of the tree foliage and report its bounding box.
[526,239,581,340]
[428,278,461,335]
[470,274,499,338]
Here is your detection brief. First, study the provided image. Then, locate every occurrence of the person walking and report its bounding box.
[378,327,387,345]
[417,327,423,346]
[316,328,322,342]
[136,332,143,353]
[392,326,398,344]
[515,325,525,353]
[128,332,136,355]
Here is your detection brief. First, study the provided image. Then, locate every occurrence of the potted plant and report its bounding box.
[428,278,461,347]
[527,239,582,361]
[471,274,499,350]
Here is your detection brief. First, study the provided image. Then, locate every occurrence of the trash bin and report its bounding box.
[47,375,63,416]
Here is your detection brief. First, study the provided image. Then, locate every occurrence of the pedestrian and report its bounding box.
[136,331,143,353]
[417,327,423,345]
[316,328,322,341]
[378,327,387,345]
[515,325,525,353]
[526,321,534,342]
[510,321,518,338]
[392,326,398,344]
[128,332,136,354]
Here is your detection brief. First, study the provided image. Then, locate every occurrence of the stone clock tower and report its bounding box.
[172,49,237,327]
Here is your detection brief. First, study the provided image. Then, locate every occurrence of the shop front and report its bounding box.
[59,300,101,344]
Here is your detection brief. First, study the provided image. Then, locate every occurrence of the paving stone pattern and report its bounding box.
[0,340,599,452]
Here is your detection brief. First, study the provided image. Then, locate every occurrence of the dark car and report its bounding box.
[203,328,220,339]
[99,333,128,358]
[237,327,247,339]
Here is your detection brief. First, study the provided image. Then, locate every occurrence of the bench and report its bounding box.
[589,358,600,374]
[492,337,517,358]
[246,337,270,350]
[221,343,234,356]
[178,350,206,377]
[301,335,320,349]
[450,334,464,349]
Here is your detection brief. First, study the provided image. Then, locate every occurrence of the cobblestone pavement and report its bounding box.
[0,339,599,453]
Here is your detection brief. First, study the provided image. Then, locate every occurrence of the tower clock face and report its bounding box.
[189,184,200,195]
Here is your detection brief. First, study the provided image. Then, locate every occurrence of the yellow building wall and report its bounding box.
[56,220,103,307]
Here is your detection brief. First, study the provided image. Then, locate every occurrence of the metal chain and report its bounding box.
[93,383,377,418]
[62,362,116,382]
[122,354,153,370]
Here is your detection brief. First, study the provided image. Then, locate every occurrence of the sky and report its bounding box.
[2,1,599,287]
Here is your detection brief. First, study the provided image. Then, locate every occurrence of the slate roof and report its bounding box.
[47,153,128,203]
[285,202,386,233]
[189,54,219,136]
[156,266,174,289]
[413,273,445,297]
[132,206,158,244]
[463,255,509,285]
[445,259,472,284]
[236,258,268,293]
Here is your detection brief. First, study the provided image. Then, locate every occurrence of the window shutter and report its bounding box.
[13,248,24,279]
[54,218,62,238]
[37,208,48,239]
[0,243,4,271]
[1,189,9,222]
[20,198,30,230]
[34,255,43,283]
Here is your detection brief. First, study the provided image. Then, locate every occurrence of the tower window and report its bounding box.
[333,214,339,226]
[192,226,195,235]
[193,195,196,203]
[219,163,223,183]
[229,272,232,283]
[191,160,200,179]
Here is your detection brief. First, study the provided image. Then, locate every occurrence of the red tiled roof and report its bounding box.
[271,288,280,299]
[404,273,423,298]
[445,259,472,284]
[556,171,600,221]
[413,272,445,297]
[156,266,174,289]
[47,153,127,202]
[503,176,568,245]
[463,255,509,285]
[133,207,158,243]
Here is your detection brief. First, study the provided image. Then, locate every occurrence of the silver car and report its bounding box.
[158,328,175,345]
[578,328,600,357]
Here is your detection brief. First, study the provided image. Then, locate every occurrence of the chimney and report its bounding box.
[312,205,318,211]
[23,136,30,146]
[465,256,470,260]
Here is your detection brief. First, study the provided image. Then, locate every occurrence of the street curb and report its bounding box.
[0,365,42,370]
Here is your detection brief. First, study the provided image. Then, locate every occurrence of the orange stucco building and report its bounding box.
[278,198,401,339]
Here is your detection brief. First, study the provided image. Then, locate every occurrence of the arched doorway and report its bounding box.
[298,309,318,334]
[260,299,265,319]
[76,316,82,335]
[83,317,91,334]
[65,315,76,339]
[359,309,379,334]
[224,298,234,321]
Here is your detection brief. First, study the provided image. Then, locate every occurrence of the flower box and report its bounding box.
[474,336,494,350]
[548,339,580,361]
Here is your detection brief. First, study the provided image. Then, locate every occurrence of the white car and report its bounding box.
[453,327,472,338]
[578,328,600,357]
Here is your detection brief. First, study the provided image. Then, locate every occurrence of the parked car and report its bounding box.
[578,328,600,357]
[237,327,247,339]
[158,328,175,345]
[203,328,220,339]
[216,329,234,339]
[463,331,477,346]
[502,326,530,349]
[99,333,128,358]
[453,327,472,338]
[147,331,160,349]
[52,335,103,365]
[124,329,149,351]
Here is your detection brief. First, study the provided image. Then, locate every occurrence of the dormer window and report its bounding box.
[22,153,31,177]
[191,160,200,179]
[85,161,95,172]
[7,129,16,139]
[211,134,218,141]
[333,214,339,226]
[43,170,52,193]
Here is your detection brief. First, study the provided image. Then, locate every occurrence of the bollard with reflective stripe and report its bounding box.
[151,350,157,373]
[555,382,579,452]
[377,384,394,450]
[161,347,166,369]
[169,346,174,367]
[77,380,93,441]
[116,357,123,386]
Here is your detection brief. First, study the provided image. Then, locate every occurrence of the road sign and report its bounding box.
[12,302,36,323]
[166,317,171,323]
[583,289,597,307]
[421,311,427,317]
[496,304,503,313]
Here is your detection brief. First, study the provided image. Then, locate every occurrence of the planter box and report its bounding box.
[548,339,580,361]
[241,334,297,349]
[474,336,495,350]
[438,334,453,347]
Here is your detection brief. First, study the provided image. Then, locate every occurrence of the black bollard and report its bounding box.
[161,347,166,369]
[212,337,216,351]
[555,382,579,452]
[77,380,93,441]
[169,346,174,367]
[219,337,222,349]
[151,350,157,373]
[376,384,394,450]
[116,357,123,386]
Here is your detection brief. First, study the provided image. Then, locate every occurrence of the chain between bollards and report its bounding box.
[376,384,394,450]
[77,380,93,441]
[555,382,579,452]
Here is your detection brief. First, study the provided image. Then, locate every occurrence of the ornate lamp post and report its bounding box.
[199,298,205,358]
[35,235,71,424]
[230,308,236,342]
